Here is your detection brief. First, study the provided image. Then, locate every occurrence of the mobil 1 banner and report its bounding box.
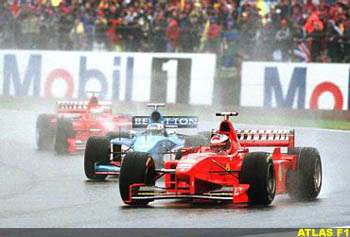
[241,61,350,111]
[151,58,191,104]
[142,54,216,105]
[132,116,198,128]
[0,51,216,105]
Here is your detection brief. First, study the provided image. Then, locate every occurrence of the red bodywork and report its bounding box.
[126,118,298,204]
[50,97,131,152]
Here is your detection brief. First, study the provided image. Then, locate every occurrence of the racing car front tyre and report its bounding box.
[286,147,322,201]
[84,136,110,180]
[240,152,276,206]
[119,152,155,206]
[54,118,74,154]
[36,114,56,150]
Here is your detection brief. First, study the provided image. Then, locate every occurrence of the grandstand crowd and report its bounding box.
[1,0,350,66]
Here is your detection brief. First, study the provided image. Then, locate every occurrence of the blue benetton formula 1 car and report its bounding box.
[84,103,207,180]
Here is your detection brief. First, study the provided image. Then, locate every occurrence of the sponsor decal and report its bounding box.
[146,157,151,166]
[132,116,198,128]
[266,154,272,163]
[278,165,283,183]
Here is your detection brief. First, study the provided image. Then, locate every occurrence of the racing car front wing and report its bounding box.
[94,162,121,175]
[126,183,250,204]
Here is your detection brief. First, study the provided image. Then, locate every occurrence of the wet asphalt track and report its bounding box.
[1,109,350,228]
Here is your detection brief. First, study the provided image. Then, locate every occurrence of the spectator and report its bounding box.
[70,18,86,50]
[124,20,143,52]
[275,19,291,61]
[20,9,41,49]
[221,21,240,68]
[303,0,316,14]
[309,21,325,62]
[0,0,349,64]
[94,14,108,51]
[326,19,343,62]
[57,12,74,50]
[179,14,200,52]
[166,19,179,52]
[108,19,122,51]
[343,21,350,62]
[150,13,167,52]
[274,0,289,22]
[205,18,222,54]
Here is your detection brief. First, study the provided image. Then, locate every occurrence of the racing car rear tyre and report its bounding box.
[36,114,56,150]
[84,136,110,180]
[119,152,155,206]
[286,147,322,200]
[54,118,74,154]
[240,152,276,206]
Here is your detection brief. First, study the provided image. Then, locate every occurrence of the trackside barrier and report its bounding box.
[241,62,350,111]
[0,50,216,105]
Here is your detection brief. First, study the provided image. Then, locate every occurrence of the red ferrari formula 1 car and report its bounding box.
[119,112,322,206]
[36,95,131,154]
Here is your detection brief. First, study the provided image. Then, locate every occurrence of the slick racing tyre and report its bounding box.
[36,114,56,150]
[54,118,74,154]
[286,147,322,200]
[240,152,276,206]
[119,152,155,205]
[84,136,110,180]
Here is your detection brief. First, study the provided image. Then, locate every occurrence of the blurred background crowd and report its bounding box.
[1,0,350,67]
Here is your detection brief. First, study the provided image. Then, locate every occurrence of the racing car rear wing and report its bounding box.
[147,103,165,110]
[56,101,112,113]
[236,129,295,148]
[132,116,198,128]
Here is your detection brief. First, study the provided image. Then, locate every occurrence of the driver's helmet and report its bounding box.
[89,96,98,105]
[210,134,230,153]
[146,123,164,136]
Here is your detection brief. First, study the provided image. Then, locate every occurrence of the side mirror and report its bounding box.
[167,129,176,135]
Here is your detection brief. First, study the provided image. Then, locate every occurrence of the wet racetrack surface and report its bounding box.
[1,109,350,228]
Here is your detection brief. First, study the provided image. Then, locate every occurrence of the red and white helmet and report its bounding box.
[210,134,230,152]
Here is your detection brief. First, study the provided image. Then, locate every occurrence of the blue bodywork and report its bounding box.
[94,109,195,173]
[111,132,184,166]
